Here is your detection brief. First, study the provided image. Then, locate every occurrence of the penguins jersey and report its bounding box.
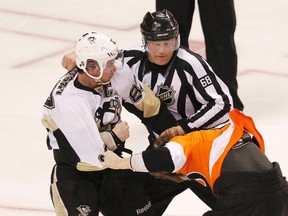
[122,46,233,132]
[43,65,177,170]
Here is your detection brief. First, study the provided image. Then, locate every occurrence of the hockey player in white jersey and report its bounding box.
[42,32,187,216]
[61,10,233,146]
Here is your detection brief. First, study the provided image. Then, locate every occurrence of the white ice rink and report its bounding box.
[0,0,288,215]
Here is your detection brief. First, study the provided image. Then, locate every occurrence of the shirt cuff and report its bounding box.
[130,152,149,172]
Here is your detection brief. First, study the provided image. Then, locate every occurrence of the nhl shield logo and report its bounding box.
[156,84,176,105]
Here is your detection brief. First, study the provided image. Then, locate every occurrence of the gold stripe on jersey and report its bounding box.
[41,114,58,131]
[76,162,106,171]
[135,85,161,118]
[51,165,68,216]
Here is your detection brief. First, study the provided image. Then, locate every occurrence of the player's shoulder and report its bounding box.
[52,73,76,96]
[111,63,145,102]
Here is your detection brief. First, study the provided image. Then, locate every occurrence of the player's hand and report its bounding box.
[101,150,130,169]
[61,51,76,71]
[159,125,185,142]
[112,121,129,142]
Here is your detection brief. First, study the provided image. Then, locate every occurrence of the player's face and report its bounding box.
[146,39,176,65]
[86,59,116,84]
[100,59,116,83]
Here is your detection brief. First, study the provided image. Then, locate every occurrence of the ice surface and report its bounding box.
[0,0,287,215]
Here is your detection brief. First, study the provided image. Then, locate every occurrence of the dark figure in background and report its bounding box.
[156,0,244,111]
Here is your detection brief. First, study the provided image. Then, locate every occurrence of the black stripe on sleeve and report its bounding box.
[142,147,175,172]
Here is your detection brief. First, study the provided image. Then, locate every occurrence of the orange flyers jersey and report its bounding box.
[169,109,265,190]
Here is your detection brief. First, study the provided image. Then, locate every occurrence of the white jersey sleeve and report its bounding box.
[111,62,145,105]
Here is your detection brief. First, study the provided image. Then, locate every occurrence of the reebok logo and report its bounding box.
[136,201,152,215]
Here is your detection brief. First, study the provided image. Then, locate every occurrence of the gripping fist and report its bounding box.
[61,51,77,71]
[112,121,129,142]
[100,121,129,156]
[156,125,185,147]
[101,150,131,170]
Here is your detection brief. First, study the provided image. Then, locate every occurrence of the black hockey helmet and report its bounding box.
[140,9,179,41]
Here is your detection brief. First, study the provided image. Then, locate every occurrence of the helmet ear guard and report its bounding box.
[75,31,119,81]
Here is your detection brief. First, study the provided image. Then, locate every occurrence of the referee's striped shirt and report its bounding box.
[122,46,233,132]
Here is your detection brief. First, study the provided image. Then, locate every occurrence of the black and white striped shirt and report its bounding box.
[123,46,233,132]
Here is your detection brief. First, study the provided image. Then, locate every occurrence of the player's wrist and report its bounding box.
[119,157,131,169]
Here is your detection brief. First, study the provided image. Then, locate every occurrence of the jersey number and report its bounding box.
[200,75,212,88]
[129,84,143,103]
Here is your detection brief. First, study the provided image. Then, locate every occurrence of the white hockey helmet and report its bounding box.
[75,31,119,80]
